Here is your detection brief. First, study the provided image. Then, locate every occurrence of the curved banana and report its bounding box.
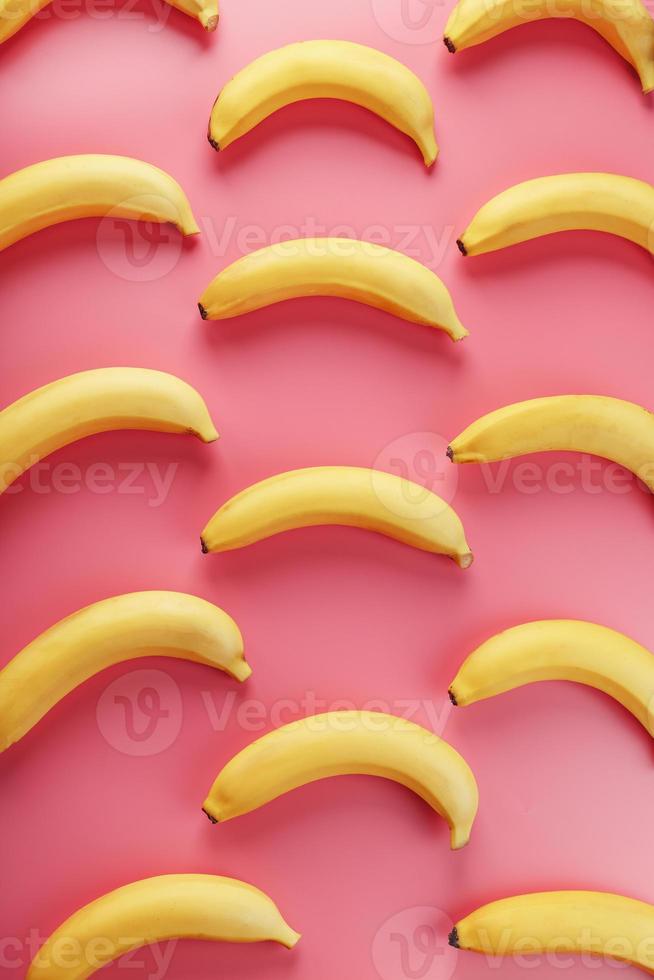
[443,0,654,93]
[28,874,300,979]
[198,238,468,339]
[456,173,654,258]
[201,466,473,567]
[450,620,654,735]
[451,891,654,973]
[0,156,198,254]
[448,395,654,492]
[0,368,218,496]
[203,711,479,849]
[0,0,217,44]
[0,592,249,753]
[208,40,438,166]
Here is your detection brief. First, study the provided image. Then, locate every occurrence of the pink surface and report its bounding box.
[2,1,654,978]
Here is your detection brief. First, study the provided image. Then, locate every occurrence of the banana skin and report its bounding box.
[0,368,217,496]
[208,40,438,165]
[198,238,468,339]
[0,156,199,254]
[450,620,654,736]
[457,174,654,258]
[0,592,249,753]
[203,710,479,849]
[201,466,473,567]
[451,892,654,973]
[28,875,300,979]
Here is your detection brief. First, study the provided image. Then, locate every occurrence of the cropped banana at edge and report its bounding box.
[0,368,217,496]
[28,875,300,980]
[198,238,468,339]
[451,892,654,973]
[0,156,199,254]
[201,467,473,567]
[0,0,217,44]
[457,174,654,258]
[203,711,479,849]
[208,40,438,166]
[444,0,654,93]
[448,395,654,492]
[0,592,249,754]
[450,620,654,736]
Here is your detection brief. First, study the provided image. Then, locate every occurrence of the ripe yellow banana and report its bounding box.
[208,40,438,166]
[456,174,654,258]
[201,466,473,567]
[448,395,654,492]
[198,238,468,339]
[0,367,218,496]
[0,592,249,753]
[203,711,479,849]
[450,620,654,735]
[443,0,654,93]
[0,155,198,254]
[451,891,654,973]
[0,0,217,44]
[28,874,300,979]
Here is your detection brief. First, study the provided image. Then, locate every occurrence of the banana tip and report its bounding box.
[201,537,210,554]
[204,13,218,30]
[446,446,454,461]
[448,927,460,948]
[198,303,209,320]
[202,806,218,824]
[232,659,253,682]
[456,239,467,256]
[457,552,474,570]
[448,689,458,706]
[208,133,221,152]
[444,36,456,53]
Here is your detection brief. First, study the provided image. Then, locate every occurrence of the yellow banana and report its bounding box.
[201,466,473,567]
[448,395,654,492]
[208,40,438,165]
[456,173,654,258]
[203,711,479,849]
[0,155,198,254]
[450,620,654,735]
[451,891,654,973]
[0,367,218,495]
[0,0,217,44]
[28,874,300,979]
[198,238,468,339]
[444,0,654,93]
[0,592,249,753]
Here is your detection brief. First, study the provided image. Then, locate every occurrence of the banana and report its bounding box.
[0,156,198,254]
[28,874,300,979]
[208,40,438,166]
[450,891,654,972]
[198,238,468,339]
[0,592,249,753]
[443,0,654,93]
[450,620,654,735]
[0,0,217,44]
[0,368,218,496]
[448,395,654,492]
[456,173,654,258]
[203,711,479,849]
[201,466,473,567]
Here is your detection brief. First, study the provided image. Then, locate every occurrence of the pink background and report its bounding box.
[2,0,654,977]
